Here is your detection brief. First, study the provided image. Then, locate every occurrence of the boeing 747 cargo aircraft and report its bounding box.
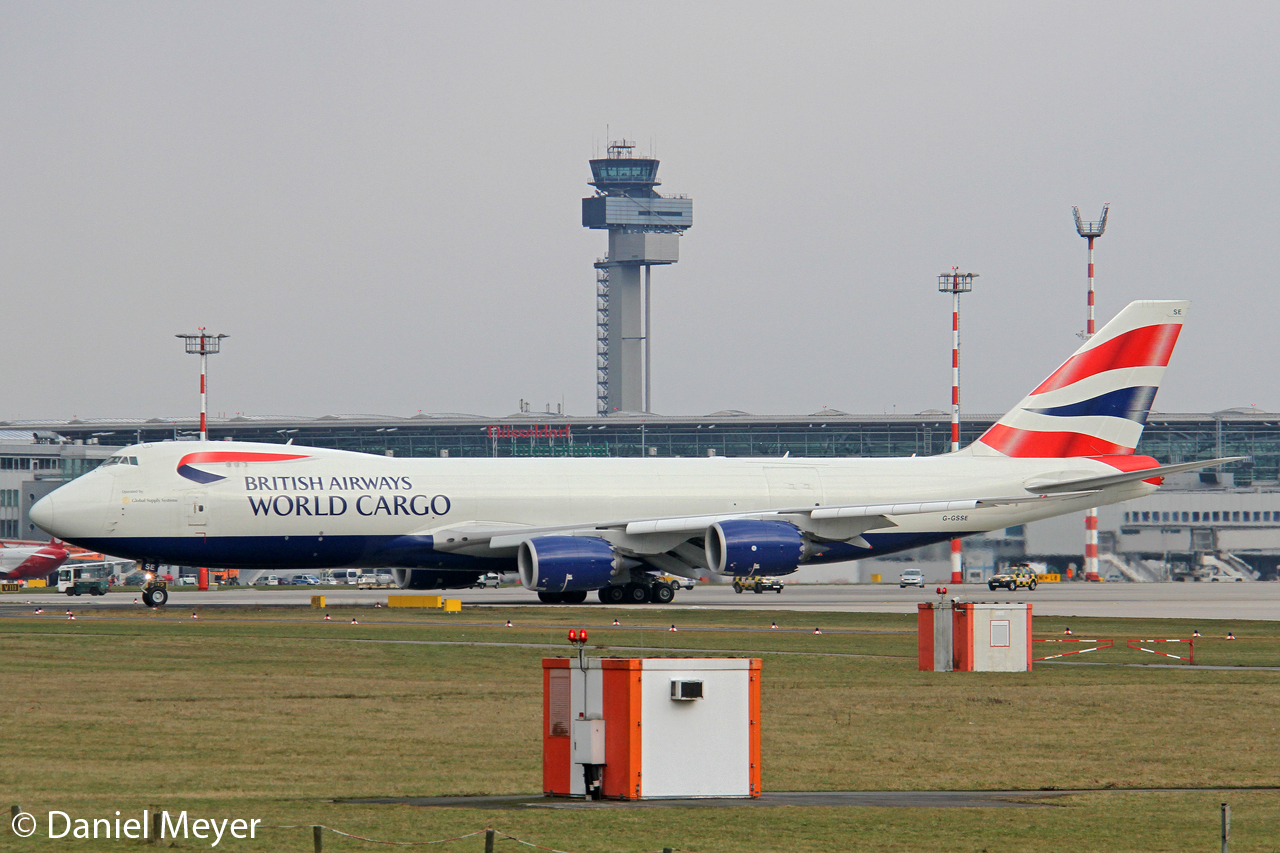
[30,301,1234,604]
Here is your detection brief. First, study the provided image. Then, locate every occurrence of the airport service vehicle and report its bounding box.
[260,574,281,586]
[58,564,109,596]
[293,574,322,585]
[733,576,785,594]
[331,569,361,585]
[899,568,925,588]
[28,301,1238,607]
[0,539,69,581]
[473,572,502,588]
[989,565,1038,592]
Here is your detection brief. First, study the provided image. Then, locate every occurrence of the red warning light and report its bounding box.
[580,629,588,643]
[936,586,948,595]
[568,629,578,642]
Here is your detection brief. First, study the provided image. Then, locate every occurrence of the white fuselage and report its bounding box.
[30,439,1154,583]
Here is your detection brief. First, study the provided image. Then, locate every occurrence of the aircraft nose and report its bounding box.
[30,493,56,533]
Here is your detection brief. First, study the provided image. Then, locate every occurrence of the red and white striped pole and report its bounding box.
[950,279,963,584]
[1083,239,1098,580]
[176,329,227,444]
[938,268,975,585]
[1074,205,1107,582]
[199,328,208,442]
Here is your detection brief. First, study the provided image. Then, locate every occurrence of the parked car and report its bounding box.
[473,573,502,588]
[260,575,281,586]
[656,574,697,591]
[293,574,322,586]
[899,569,925,588]
[174,576,197,586]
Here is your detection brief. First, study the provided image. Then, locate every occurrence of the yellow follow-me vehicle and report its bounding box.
[988,564,1038,592]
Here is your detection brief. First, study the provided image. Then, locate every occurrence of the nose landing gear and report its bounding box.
[140,562,169,607]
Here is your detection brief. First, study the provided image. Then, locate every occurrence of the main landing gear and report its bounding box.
[595,581,674,605]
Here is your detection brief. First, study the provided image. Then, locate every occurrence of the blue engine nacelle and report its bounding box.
[518,536,621,592]
[705,520,805,576]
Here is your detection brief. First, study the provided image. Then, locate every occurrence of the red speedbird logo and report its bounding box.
[177,451,310,484]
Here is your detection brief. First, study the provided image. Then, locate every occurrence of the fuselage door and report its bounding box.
[186,492,208,527]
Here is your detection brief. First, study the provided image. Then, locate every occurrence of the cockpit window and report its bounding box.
[101,456,139,467]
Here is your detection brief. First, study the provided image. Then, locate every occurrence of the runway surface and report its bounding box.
[5,581,1280,620]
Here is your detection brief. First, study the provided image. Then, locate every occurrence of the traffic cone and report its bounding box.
[1226,632,1236,640]
[612,619,620,626]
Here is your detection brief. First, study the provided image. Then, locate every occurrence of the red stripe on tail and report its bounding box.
[978,424,1134,458]
[1032,324,1181,395]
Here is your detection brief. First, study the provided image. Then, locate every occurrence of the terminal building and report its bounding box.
[4,407,1279,581]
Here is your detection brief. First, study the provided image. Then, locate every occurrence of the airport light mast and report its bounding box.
[583,140,692,414]
[939,269,978,585]
[1073,204,1109,582]
[175,329,228,442]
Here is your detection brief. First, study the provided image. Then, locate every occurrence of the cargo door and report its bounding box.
[764,467,822,508]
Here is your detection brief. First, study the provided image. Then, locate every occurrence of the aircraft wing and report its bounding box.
[437,492,1086,555]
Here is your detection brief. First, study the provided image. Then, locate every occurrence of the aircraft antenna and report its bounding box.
[175,329,229,442]
[938,269,979,585]
[1072,203,1109,582]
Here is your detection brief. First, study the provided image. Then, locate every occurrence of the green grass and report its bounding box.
[2,605,1279,851]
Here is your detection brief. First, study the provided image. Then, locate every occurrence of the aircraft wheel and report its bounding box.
[625,583,650,604]
[652,584,674,604]
[561,590,588,604]
[537,592,564,604]
[597,587,612,603]
[600,585,627,604]
[148,588,168,607]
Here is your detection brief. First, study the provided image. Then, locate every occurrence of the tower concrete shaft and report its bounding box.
[584,140,691,415]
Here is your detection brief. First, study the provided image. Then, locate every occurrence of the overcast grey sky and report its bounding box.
[2,2,1276,422]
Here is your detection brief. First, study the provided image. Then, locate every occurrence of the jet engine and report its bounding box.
[518,536,622,593]
[705,519,806,576]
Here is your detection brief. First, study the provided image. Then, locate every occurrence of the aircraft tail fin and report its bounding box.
[967,300,1188,458]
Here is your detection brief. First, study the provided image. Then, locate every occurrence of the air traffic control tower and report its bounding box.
[583,141,692,414]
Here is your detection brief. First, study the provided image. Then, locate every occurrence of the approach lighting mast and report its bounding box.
[175,329,228,441]
[1073,204,1109,582]
[938,269,978,585]
[583,140,692,414]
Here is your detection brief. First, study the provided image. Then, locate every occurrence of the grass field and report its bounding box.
[2,603,1279,852]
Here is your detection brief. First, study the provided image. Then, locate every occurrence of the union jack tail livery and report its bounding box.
[968,300,1188,458]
